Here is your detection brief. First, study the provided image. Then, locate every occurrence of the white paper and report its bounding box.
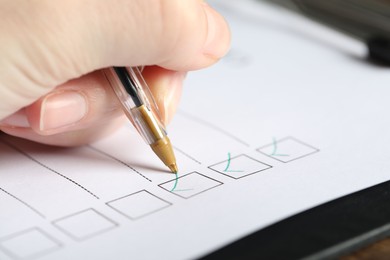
[2,1,390,259]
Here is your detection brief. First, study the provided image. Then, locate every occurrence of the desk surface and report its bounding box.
[343,238,390,259]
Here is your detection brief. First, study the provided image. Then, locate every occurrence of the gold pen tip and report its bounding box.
[168,163,178,174]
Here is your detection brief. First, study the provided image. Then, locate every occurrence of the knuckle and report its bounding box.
[151,0,207,63]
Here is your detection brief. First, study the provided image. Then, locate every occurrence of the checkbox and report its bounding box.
[53,209,117,241]
[0,228,61,259]
[257,137,319,163]
[209,154,272,179]
[159,172,223,199]
[107,190,171,220]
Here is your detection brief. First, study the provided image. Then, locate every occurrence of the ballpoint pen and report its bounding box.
[264,0,390,64]
[103,67,178,173]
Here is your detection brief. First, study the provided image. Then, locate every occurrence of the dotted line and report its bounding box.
[0,187,46,218]
[0,139,99,199]
[173,146,201,165]
[88,146,152,182]
[177,110,250,147]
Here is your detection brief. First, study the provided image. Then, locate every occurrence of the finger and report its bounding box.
[0,0,230,120]
[25,71,123,136]
[0,71,123,137]
[0,116,126,147]
[141,66,185,125]
[97,1,231,70]
[0,66,185,146]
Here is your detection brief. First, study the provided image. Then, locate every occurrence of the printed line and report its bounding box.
[173,146,201,165]
[0,139,99,199]
[177,110,250,147]
[0,187,46,218]
[88,146,152,182]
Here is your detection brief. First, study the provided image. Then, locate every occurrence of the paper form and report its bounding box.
[2,0,390,259]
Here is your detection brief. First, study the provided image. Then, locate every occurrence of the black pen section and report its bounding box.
[113,67,142,107]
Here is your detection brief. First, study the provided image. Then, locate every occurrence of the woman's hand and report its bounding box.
[0,0,230,146]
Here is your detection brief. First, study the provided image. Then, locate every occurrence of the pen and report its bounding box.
[264,0,390,64]
[103,67,178,173]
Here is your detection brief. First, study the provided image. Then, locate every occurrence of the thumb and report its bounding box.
[0,0,230,120]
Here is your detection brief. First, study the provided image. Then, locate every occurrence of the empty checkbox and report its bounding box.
[53,209,117,241]
[0,228,61,259]
[107,190,171,220]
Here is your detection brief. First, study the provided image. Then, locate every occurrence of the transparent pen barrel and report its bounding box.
[127,105,167,144]
[103,67,167,145]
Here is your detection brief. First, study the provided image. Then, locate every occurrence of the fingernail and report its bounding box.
[202,3,231,58]
[163,72,186,125]
[40,91,88,131]
[0,109,30,128]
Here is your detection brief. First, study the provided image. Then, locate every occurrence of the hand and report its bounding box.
[0,0,230,146]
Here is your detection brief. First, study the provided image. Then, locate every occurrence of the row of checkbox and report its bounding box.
[0,137,319,259]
